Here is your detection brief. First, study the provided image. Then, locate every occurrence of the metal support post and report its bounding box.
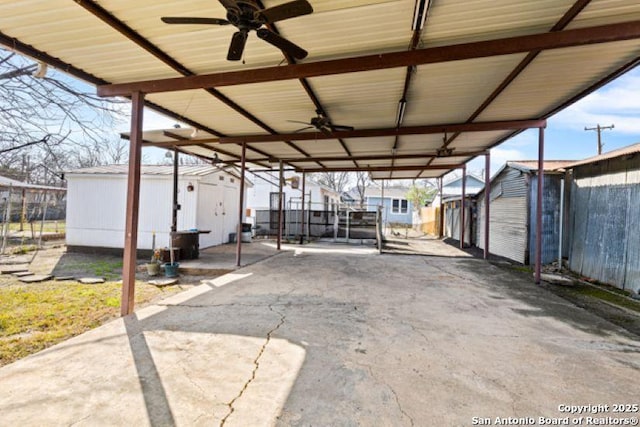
[277,160,284,250]
[484,153,491,259]
[535,126,545,284]
[438,177,444,238]
[300,172,306,244]
[460,164,466,248]
[171,149,179,232]
[236,143,246,267]
[121,91,144,316]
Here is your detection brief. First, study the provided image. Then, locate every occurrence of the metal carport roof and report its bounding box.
[2,0,640,180]
[4,0,640,314]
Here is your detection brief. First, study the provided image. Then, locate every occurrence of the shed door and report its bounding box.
[223,184,238,240]
[197,182,223,246]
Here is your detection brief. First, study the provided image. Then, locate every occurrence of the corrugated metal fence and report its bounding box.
[568,157,640,292]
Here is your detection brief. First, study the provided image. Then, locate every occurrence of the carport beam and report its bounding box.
[121,91,144,317]
[484,153,491,259]
[535,127,545,284]
[460,164,466,249]
[236,143,246,267]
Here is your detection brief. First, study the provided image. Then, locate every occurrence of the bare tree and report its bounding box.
[354,171,370,208]
[0,49,127,185]
[312,171,351,194]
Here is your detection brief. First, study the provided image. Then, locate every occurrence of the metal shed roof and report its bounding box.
[562,141,640,168]
[65,164,250,183]
[3,1,640,179]
[0,175,66,192]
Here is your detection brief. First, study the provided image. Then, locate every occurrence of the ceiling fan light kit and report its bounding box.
[161,0,313,61]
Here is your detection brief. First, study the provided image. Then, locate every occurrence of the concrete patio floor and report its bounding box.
[1,241,638,426]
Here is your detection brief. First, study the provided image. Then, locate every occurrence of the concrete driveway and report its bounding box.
[1,241,638,426]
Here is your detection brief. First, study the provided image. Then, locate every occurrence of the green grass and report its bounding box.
[5,221,65,234]
[571,284,640,314]
[55,260,124,280]
[0,281,179,366]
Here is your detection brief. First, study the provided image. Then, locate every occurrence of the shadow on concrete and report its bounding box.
[124,315,177,427]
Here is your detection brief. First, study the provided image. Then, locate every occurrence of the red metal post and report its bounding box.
[438,177,444,238]
[236,142,246,267]
[484,153,491,259]
[460,165,466,248]
[121,91,144,317]
[300,172,306,244]
[535,127,545,284]
[277,160,284,250]
[171,149,179,232]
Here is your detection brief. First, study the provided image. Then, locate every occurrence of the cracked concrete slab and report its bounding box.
[0,241,638,426]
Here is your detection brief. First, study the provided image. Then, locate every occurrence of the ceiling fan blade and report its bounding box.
[161,17,230,25]
[331,124,355,131]
[218,0,238,10]
[320,126,333,137]
[258,0,313,23]
[227,30,248,61]
[294,126,314,133]
[287,120,312,125]
[256,28,308,60]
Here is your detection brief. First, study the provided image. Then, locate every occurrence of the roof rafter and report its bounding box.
[421,0,593,178]
[73,0,317,162]
[98,20,640,97]
[223,150,487,164]
[299,164,462,173]
[254,0,357,167]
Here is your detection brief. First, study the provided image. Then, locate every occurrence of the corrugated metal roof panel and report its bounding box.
[66,165,219,176]
[477,40,640,121]
[508,160,577,171]
[423,0,576,46]
[563,142,640,168]
[406,54,528,125]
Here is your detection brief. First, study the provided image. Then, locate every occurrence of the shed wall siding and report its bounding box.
[568,155,640,292]
[529,174,563,265]
[67,170,242,250]
[444,203,472,245]
[477,167,528,264]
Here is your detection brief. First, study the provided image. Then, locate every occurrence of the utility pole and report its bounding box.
[584,124,614,155]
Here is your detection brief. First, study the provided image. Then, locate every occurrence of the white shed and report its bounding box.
[65,165,249,251]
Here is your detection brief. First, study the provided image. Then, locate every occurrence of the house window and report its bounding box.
[392,198,408,214]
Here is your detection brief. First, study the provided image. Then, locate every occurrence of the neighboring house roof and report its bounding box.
[0,175,66,192]
[561,142,640,169]
[443,172,484,187]
[364,186,410,200]
[507,160,576,173]
[441,174,484,197]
